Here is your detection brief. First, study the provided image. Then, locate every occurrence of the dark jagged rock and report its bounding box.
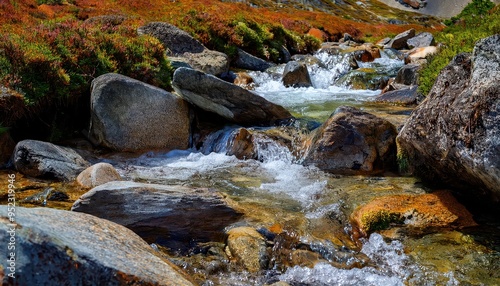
[395,64,421,85]
[90,73,190,152]
[384,29,415,50]
[282,61,313,88]
[0,206,194,285]
[13,140,90,181]
[303,106,398,175]
[397,35,500,202]
[172,67,293,126]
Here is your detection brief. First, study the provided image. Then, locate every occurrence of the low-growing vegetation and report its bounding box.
[418,0,499,95]
[0,17,171,106]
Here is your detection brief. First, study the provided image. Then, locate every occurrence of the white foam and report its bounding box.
[279,233,412,285]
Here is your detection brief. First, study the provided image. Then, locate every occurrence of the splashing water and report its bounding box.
[278,233,411,286]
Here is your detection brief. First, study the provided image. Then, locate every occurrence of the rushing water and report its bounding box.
[106,50,500,285]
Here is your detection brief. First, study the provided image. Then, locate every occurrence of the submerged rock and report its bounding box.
[76,162,122,188]
[351,190,477,236]
[13,140,90,181]
[90,73,190,152]
[397,35,500,202]
[336,68,390,90]
[0,206,194,285]
[172,67,293,126]
[22,187,69,205]
[282,61,313,88]
[72,181,242,249]
[302,106,397,175]
[225,227,268,273]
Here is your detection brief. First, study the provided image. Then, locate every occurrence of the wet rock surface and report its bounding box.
[0,206,194,285]
[282,61,313,88]
[13,140,90,181]
[351,190,477,236]
[303,106,398,175]
[225,227,268,273]
[71,181,243,251]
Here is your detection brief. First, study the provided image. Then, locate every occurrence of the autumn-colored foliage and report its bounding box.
[0,17,171,105]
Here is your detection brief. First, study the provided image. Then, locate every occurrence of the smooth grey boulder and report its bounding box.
[282,61,313,88]
[138,22,229,75]
[0,206,194,285]
[397,35,500,202]
[13,140,90,181]
[172,68,293,126]
[407,32,435,49]
[303,106,397,175]
[138,22,205,56]
[233,48,274,71]
[384,29,415,50]
[72,181,242,247]
[90,73,190,152]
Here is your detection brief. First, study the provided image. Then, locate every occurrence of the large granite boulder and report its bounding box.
[302,106,398,175]
[172,67,293,126]
[282,61,313,88]
[0,206,194,285]
[72,181,242,247]
[233,48,274,71]
[90,73,190,152]
[138,22,229,75]
[397,35,500,202]
[12,140,90,181]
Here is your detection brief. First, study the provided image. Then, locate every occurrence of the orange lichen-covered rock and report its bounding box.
[351,190,477,236]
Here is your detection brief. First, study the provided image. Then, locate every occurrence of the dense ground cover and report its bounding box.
[418,0,499,95]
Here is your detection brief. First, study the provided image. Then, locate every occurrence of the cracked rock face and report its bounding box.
[397,34,500,202]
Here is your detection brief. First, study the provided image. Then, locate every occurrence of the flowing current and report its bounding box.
[109,50,498,285]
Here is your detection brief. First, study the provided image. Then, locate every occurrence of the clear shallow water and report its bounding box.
[109,50,499,285]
